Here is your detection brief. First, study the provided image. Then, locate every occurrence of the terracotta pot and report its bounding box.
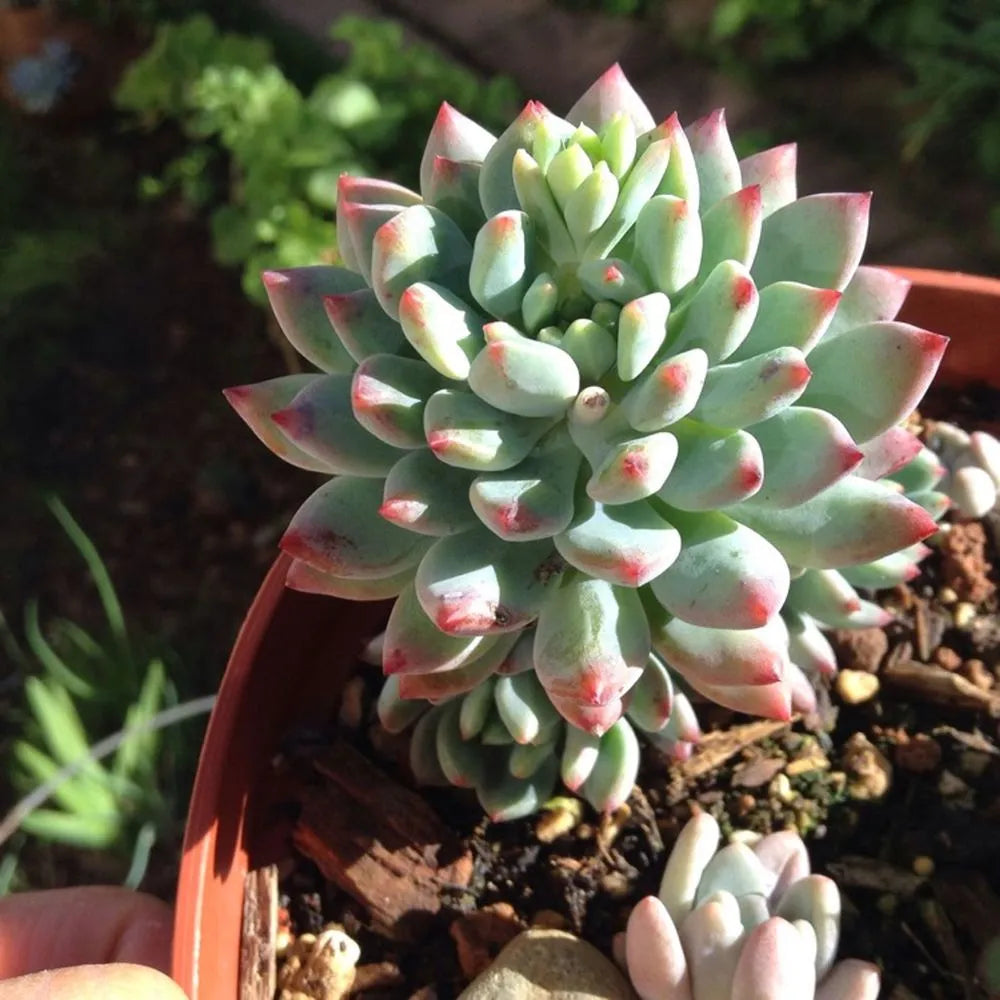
[171,266,1000,999]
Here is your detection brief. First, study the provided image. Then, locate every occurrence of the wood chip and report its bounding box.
[883,659,1000,715]
[825,855,926,895]
[677,718,793,780]
[293,740,473,941]
[240,864,278,1000]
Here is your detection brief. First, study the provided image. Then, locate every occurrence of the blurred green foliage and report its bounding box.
[114,14,519,303]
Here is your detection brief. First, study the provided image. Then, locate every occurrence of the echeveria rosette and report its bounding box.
[374,636,701,820]
[623,813,881,1000]
[227,65,946,741]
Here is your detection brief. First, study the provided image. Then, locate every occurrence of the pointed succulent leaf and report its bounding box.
[415,528,563,635]
[285,558,412,601]
[582,717,640,812]
[625,896,692,1000]
[751,192,870,291]
[397,635,511,700]
[739,142,797,217]
[477,754,559,822]
[775,874,842,979]
[783,608,837,679]
[534,576,649,714]
[577,257,649,305]
[586,139,672,259]
[601,111,638,178]
[567,64,655,132]
[468,330,580,417]
[409,706,450,786]
[323,288,409,362]
[273,374,400,476]
[555,496,681,587]
[909,488,951,521]
[223,376,335,474]
[338,202,407,284]
[436,700,484,788]
[419,101,496,196]
[376,675,427,735]
[469,210,538,321]
[509,738,558,779]
[351,354,444,449]
[729,281,841,362]
[889,444,945,492]
[617,292,670,381]
[470,431,581,540]
[480,707,516,745]
[670,260,758,363]
[651,510,789,628]
[824,264,911,341]
[685,109,742,211]
[691,346,811,428]
[371,205,472,320]
[621,349,709,433]
[261,267,364,373]
[635,195,702,296]
[697,185,763,282]
[855,426,924,480]
[559,318,617,383]
[512,148,576,262]
[564,160,620,252]
[787,568,874,623]
[747,406,862,508]
[398,281,486,381]
[644,113,700,210]
[494,669,561,744]
[802,321,948,443]
[282,477,429,578]
[336,175,422,275]
[657,421,763,510]
[839,549,921,589]
[731,918,816,1000]
[424,156,485,239]
[479,101,574,216]
[521,271,559,333]
[459,676,497,740]
[695,841,771,904]
[380,450,478,537]
[561,724,602,790]
[624,654,674,733]
[424,388,556,471]
[657,811,720,921]
[546,143,593,210]
[587,431,679,504]
[550,693,624,736]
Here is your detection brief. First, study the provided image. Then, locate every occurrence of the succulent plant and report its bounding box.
[623,813,881,1000]
[228,66,946,758]
[924,420,1000,519]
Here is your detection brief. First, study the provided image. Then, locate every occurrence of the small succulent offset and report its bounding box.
[624,813,880,1000]
[925,421,1000,519]
[227,66,947,811]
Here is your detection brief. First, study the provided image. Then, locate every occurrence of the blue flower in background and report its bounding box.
[6,38,79,114]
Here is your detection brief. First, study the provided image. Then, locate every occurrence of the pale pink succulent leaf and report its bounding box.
[697,185,763,283]
[223,375,335,474]
[617,292,670,382]
[397,635,513,701]
[423,156,485,240]
[971,430,1000,486]
[423,388,557,471]
[635,195,703,296]
[695,678,792,719]
[470,431,581,541]
[323,288,410,363]
[729,281,841,362]
[839,549,923,589]
[336,175,422,274]
[643,113,700,211]
[436,699,485,788]
[823,263,912,342]
[351,354,446,449]
[408,706,450,786]
[282,477,430,579]
[669,259,759,364]
[577,257,650,305]
[751,192,871,292]
[623,653,674,733]
[566,64,655,133]
[752,829,812,904]
[815,959,881,1000]
[739,142,797,217]
[468,331,580,417]
[414,529,564,636]
[661,690,701,746]
[512,148,576,262]
[550,693,624,736]
[381,450,479,537]
[554,496,680,588]
[397,281,486,381]
[746,406,862,508]
[565,161,620,251]
[775,874,842,979]
[581,716,640,813]
[621,350,708,431]
[649,510,789,629]
[371,204,472,320]
[656,422,764,510]
[728,475,938,568]
[785,659,819,713]
[586,431,679,505]
[261,266,364,373]
[479,101,574,216]
[800,321,948,443]
[285,558,412,602]
[272,374,400,476]
[625,896,692,1000]
[469,210,538,321]
[945,466,995,518]
[560,318,618,383]
[458,675,497,740]
[690,345,811,428]
[782,608,838,679]
[534,576,650,714]
[561,723,602,790]
[419,101,496,196]
[854,426,924,480]
[659,811,722,921]
[677,892,743,997]
[376,675,428,735]
[888,443,945,492]
[338,201,406,284]
[476,753,559,822]
[586,139,672,259]
[786,567,867,622]
[684,109,742,212]
[730,917,816,1000]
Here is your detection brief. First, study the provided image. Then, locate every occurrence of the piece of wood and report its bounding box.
[825,855,926,896]
[883,659,1000,715]
[240,864,278,1000]
[676,718,794,780]
[293,740,473,941]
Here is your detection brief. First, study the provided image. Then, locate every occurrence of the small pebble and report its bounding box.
[961,658,994,691]
[835,669,880,705]
[842,733,892,800]
[954,602,977,628]
[938,586,959,605]
[598,872,631,899]
[912,856,935,877]
[535,799,583,844]
[770,773,796,804]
